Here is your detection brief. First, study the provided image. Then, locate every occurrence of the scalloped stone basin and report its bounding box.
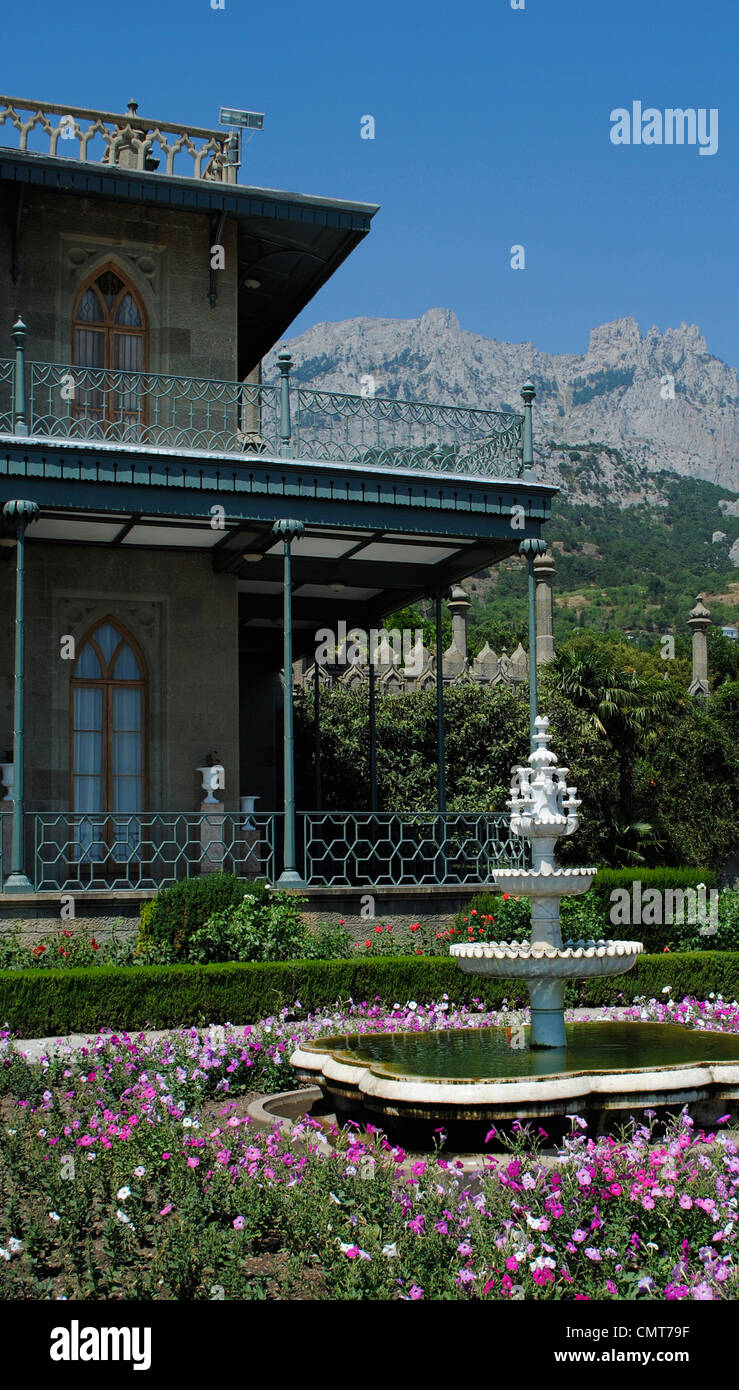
[450,938,643,978]
[290,1022,739,1133]
[493,866,597,897]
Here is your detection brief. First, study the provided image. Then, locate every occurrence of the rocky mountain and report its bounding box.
[265,310,739,495]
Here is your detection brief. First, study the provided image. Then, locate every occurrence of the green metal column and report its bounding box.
[3,499,39,891]
[277,350,292,458]
[520,379,535,477]
[313,662,322,812]
[434,592,447,812]
[12,318,29,437]
[368,654,377,812]
[274,518,305,885]
[519,538,548,751]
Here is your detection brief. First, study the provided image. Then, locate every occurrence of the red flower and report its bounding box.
[435,932,442,939]
[32,944,46,956]
[375,925,382,933]
[365,940,371,948]
[91,939,99,950]
[502,893,510,901]
[386,925,392,932]
[339,919,346,925]
[415,948,422,955]
[410,923,420,932]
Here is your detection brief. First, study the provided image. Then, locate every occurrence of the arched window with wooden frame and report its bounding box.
[70,618,147,865]
[72,265,147,440]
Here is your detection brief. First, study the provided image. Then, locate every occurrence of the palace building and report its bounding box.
[0,95,555,936]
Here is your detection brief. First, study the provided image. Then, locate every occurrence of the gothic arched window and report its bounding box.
[72,266,147,437]
[70,620,147,861]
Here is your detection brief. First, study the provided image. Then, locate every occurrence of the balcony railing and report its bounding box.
[302,811,528,887]
[1,347,525,479]
[5,811,527,891]
[0,95,237,182]
[28,812,278,891]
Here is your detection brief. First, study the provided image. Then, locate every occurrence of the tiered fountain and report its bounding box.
[449,716,642,1048]
[292,718,739,1139]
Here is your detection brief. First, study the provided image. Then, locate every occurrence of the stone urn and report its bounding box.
[197,764,223,806]
[239,795,260,830]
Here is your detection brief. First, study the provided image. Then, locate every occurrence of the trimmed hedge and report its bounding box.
[587,866,716,910]
[1,953,738,1037]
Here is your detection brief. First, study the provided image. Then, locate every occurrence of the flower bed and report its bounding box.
[1,995,738,1300]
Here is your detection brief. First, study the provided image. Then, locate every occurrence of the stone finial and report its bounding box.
[688,593,711,627]
[533,551,556,665]
[472,641,499,682]
[443,584,470,675]
[688,593,711,697]
[508,642,529,685]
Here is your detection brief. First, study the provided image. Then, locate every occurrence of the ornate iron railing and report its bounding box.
[288,389,523,477]
[27,362,281,455]
[2,358,524,479]
[301,811,528,887]
[0,357,13,433]
[0,96,237,182]
[28,812,278,891]
[4,810,527,891]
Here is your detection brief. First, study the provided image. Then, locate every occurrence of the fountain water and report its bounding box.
[291,719,739,1139]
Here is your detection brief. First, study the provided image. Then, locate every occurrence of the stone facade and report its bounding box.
[0,188,239,381]
[0,545,240,814]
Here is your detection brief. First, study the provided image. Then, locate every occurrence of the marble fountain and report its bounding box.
[290,717,739,1140]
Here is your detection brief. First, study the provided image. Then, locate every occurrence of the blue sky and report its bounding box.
[5,0,738,366]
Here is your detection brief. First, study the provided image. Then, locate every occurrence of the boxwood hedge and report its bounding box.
[1,952,738,1037]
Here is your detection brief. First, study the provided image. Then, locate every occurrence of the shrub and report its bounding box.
[137,874,268,961]
[187,890,308,964]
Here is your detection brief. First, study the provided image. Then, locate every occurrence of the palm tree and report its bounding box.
[543,643,676,864]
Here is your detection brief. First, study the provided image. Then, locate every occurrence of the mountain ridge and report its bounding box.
[265,310,739,494]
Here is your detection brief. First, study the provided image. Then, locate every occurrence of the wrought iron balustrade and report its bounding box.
[3,809,528,891]
[0,352,525,479]
[300,811,528,887]
[26,362,281,456]
[28,812,278,891]
[0,96,236,181]
[0,358,13,433]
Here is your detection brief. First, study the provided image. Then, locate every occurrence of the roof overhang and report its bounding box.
[0,435,557,658]
[0,149,378,375]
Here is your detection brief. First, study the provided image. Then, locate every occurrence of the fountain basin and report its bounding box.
[450,938,643,978]
[290,1022,739,1133]
[492,866,597,897]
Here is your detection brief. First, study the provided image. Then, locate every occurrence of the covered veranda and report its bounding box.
[0,349,555,909]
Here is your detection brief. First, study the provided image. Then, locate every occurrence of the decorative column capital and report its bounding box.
[520,379,536,407]
[3,500,39,528]
[276,349,293,376]
[518,537,547,560]
[11,316,27,349]
[272,518,304,545]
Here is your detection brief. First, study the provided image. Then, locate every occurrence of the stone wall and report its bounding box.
[0,187,238,379]
[0,543,240,814]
